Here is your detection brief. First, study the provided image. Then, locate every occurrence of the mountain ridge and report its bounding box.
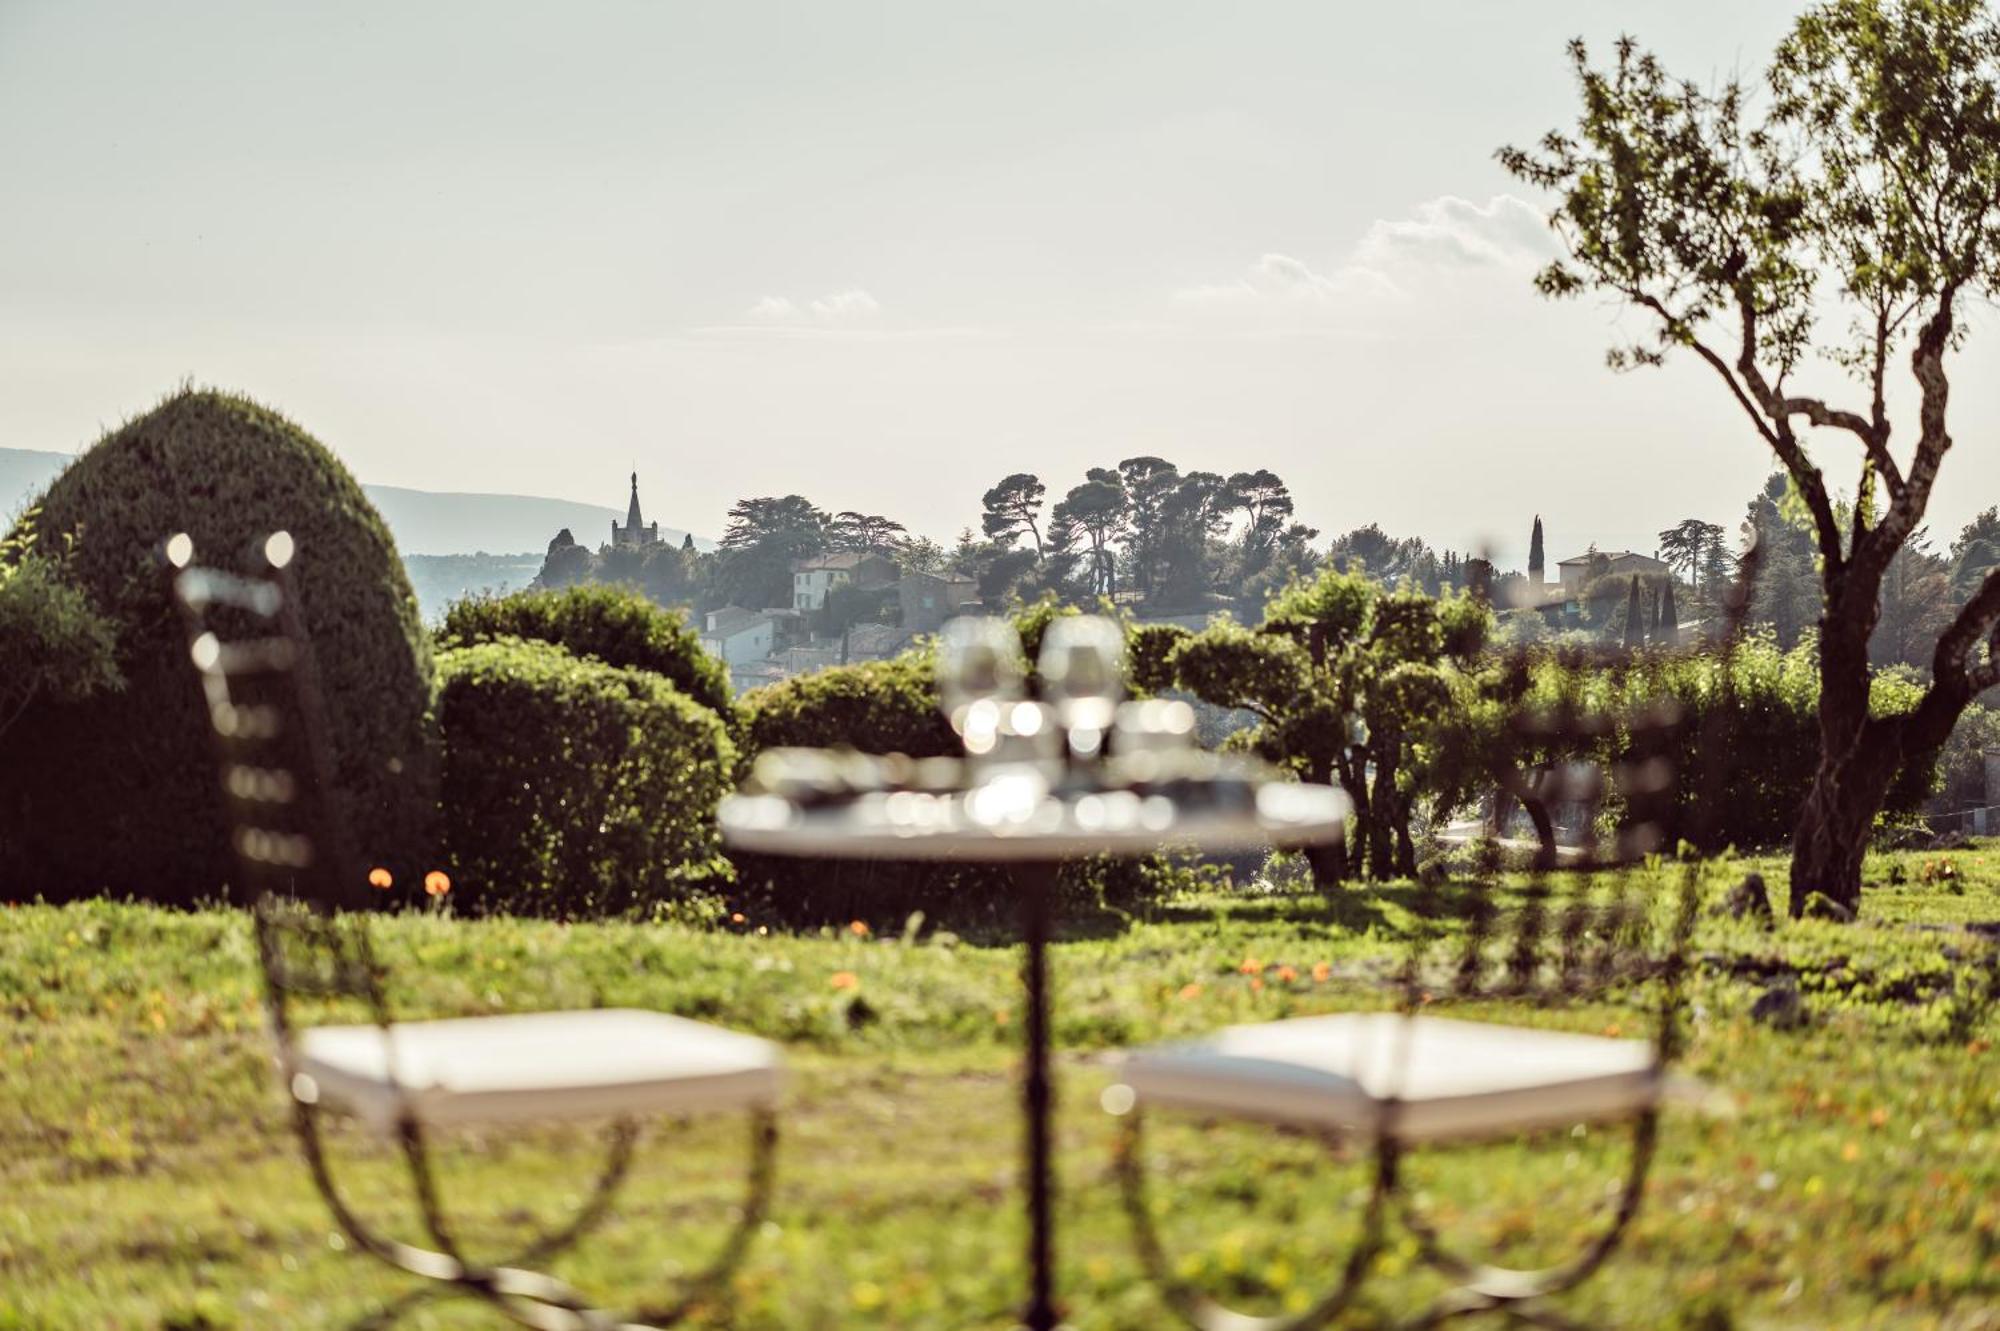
[1,447,712,556]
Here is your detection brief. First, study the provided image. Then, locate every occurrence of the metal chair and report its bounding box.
[168,530,781,1330]
[1107,696,1704,1331]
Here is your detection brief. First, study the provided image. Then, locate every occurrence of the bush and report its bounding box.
[1523,635,1932,852]
[437,584,731,721]
[740,651,957,758]
[1931,702,2000,811]
[0,515,121,745]
[0,388,437,903]
[436,638,734,917]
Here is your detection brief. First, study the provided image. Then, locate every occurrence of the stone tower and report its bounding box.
[610,471,660,548]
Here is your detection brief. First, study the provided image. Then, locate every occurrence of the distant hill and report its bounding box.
[0,448,69,520]
[402,552,546,622]
[1,447,711,556]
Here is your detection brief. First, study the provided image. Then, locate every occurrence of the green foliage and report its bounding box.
[1931,701,2000,808]
[0,387,437,903]
[717,494,829,610]
[436,582,731,720]
[1171,568,1493,884]
[1512,635,1934,850]
[740,651,957,759]
[435,637,734,917]
[0,513,121,741]
[1125,622,1192,696]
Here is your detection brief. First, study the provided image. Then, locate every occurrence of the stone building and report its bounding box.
[611,472,661,549]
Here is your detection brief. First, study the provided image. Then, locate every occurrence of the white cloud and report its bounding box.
[743,288,882,326]
[1352,194,1552,271]
[1172,194,1554,323]
[1174,253,1396,312]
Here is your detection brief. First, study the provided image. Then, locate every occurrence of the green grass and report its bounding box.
[2,848,1997,1330]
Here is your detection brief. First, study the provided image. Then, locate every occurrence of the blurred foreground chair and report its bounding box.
[1108,696,1702,1330]
[168,530,781,1331]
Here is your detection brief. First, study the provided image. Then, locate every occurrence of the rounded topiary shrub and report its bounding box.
[436,637,734,917]
[0,388,437,903]
[739,651,957,759]
[437,584,731,721]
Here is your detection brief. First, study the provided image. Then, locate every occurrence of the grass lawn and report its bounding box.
[2,848,1996,1330]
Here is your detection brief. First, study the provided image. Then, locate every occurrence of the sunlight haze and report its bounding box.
[6,0,1994,562]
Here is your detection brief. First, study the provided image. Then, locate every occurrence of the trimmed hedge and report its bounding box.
[437,584,731,721]
[740,652,957,758]
[437,637,734,917]
[0,388,436,902]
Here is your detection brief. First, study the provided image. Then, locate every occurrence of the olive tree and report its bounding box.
[1170,568,1490,886]
[1502,0,2000,915]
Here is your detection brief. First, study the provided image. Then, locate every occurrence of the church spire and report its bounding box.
[626,472,645,532]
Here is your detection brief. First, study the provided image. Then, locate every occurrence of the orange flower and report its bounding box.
[830,971,859,990]
[1274,965,1298,984]
[1311,961,1331,983]
[1178,983,1203,1000]
[730,912,746,924]
[994,1008,1011,1026]
[1249,977,1264,992]
[849,920,872,938]
[367,867,393,890]
[1238,957,1264,975]
[424,871,451,897]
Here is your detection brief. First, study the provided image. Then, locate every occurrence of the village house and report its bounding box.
[699,606,802,665]
[792,551,899,611]
[1554,550,1669,596]
[897,571,979,633]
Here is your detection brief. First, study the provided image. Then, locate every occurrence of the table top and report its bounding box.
[719,775,1349,862]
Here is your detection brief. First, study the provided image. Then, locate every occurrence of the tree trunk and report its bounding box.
[1304,756,1349,891]
[1787,605,1900,918]
[1366,746,1399,881]
[1787,769,1884,918]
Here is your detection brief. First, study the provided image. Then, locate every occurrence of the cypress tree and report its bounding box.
[1623,576,1644,648]
[1658,579,1680,646]
[1528,515,1546,585]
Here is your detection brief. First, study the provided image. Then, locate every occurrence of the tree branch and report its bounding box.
[1780,394,1905,498]
[1872,283,1963,574]
[1933,562,2000,691]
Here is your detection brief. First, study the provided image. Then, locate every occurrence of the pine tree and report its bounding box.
[1658,579,1680,646]
[1528,515,1545,585]
[1623,576,1644,649]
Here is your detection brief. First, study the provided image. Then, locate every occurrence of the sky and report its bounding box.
[5,0,2000,563]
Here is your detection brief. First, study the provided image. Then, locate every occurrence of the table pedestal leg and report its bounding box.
[1018,862,1059,1331]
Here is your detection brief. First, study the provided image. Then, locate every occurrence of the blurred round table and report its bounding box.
[720,775,1347,1331]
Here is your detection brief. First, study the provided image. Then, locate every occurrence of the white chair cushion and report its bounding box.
[1118,1013,1660,1143]
[286,1009,782,1132]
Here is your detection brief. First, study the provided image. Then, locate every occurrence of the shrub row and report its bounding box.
[437,583,732,721]
[436,637,733,918]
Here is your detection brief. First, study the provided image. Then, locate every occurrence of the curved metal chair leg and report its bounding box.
[295,1092,639,1330]
[1114,1108,1394,1331]
[334,1110,778,1331]
[1394,1108,1659,1329]
[626,1109,781,1326]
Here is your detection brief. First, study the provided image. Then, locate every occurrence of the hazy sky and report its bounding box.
[5,1,1999,561]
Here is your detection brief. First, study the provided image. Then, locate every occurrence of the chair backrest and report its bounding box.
[1403,680,1703,1065]
[167,531,389,1036]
